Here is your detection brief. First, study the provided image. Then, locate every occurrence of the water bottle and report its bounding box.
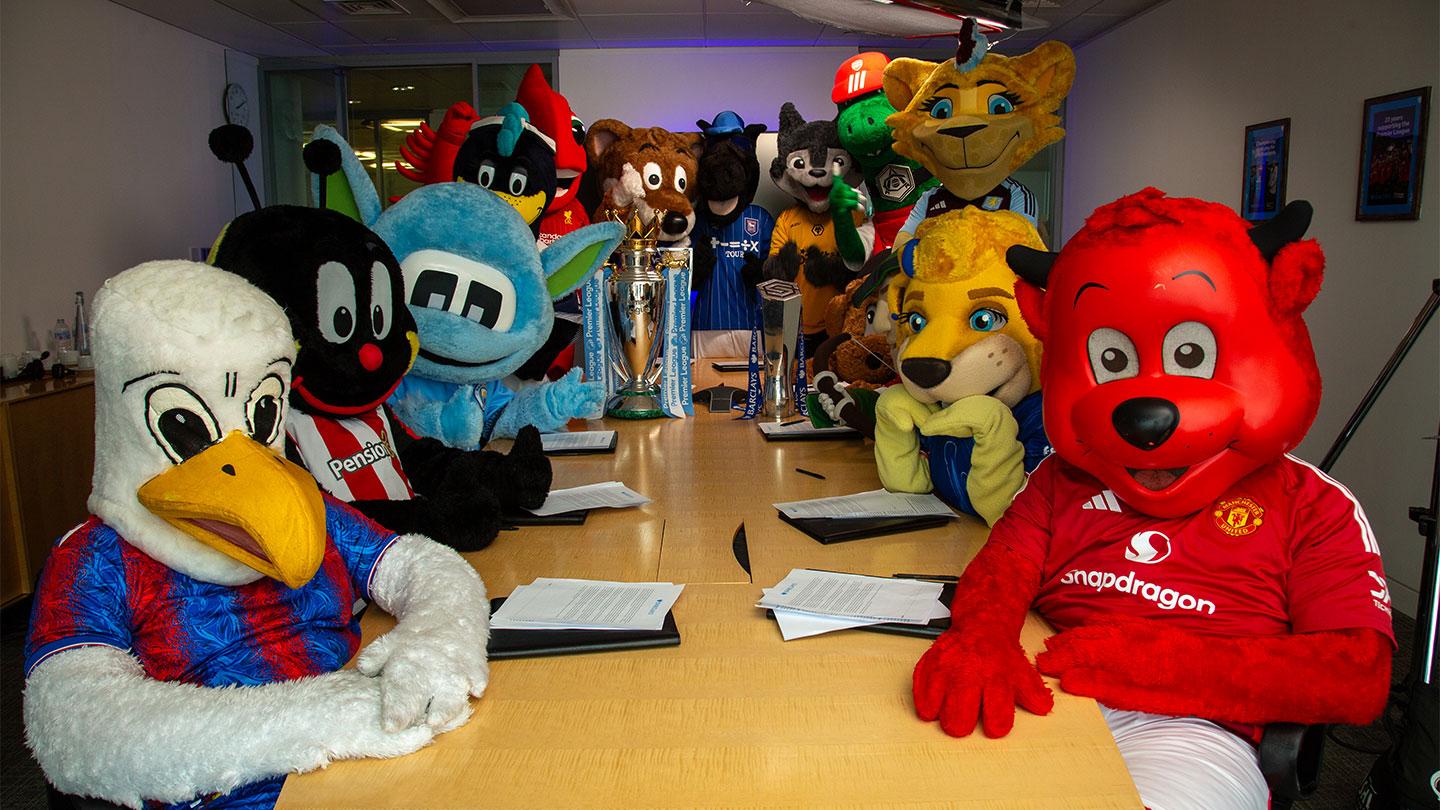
[73,292,91,356]
[50,318,73,354]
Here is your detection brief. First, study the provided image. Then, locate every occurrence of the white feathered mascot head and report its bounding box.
[88,260,327,587]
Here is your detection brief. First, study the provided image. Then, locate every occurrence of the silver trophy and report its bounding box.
[604,211,685,419]
[756,278,803,420]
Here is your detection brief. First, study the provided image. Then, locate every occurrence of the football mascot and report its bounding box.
[832,51,941,252]
[806,253,903,440]
[912,190,1394,810]
[585,119,703,246]
[307,126,623,447]
[872,209,1048,525]
[209,126,546,552]
[452,102,559,237]
[23,261,489,809]
[516,64,591,248]
[883,19,1074,249]
[766,102,874,348]
[691,111,774,352]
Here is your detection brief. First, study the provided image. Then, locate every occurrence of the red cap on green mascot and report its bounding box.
[832,51,890,105]
[1008,188,1326,518]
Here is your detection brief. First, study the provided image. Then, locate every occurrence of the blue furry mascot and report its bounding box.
[311,125,623,447]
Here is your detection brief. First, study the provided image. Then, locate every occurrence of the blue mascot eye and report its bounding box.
[969,308,1007,332]
[907,312,928,332]
[987,94,1015,115]
[929,99,953,120]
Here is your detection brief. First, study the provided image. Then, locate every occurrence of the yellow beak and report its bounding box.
[493,190,547,226]
[137,432,327,589]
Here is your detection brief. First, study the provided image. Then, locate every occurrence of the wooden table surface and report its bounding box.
[277,365,1142,809]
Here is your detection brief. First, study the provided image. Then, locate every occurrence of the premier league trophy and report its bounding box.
[604,211,690,418]
[755,278,802,419]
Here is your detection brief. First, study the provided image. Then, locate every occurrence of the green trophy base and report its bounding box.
[607,388,666,419]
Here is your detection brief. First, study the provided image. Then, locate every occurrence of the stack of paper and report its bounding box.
[773,489,956,520]
[758,420,857,437]
[758,569,948,641]
[541,430,616,452]
[526,481,650,516]
[491,578,685,632]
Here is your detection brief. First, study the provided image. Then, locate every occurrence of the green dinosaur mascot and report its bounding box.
[833,51,942,253]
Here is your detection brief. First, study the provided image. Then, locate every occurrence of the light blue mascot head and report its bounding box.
[310,125,622,385]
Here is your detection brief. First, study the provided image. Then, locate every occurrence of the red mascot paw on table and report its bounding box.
[913,188,1394,809]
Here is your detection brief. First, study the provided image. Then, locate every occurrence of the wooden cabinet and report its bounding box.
[0,374,96,606]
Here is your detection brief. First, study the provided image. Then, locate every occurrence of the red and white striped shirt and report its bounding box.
[286,408,415,502]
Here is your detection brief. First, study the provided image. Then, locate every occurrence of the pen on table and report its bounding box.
[795,467,826,480]
[892,573,959,582]
[778,418,805,427]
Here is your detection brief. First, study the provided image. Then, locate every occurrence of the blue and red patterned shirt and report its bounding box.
[24,496,399,809]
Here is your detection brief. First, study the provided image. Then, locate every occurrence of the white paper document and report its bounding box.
[757,569,944,625]
[773,489,956,520]
[758,420,858,437]
[541,430,616,452]
[769,594,950,640]
[526,481,650,516]
[491,578,685,632]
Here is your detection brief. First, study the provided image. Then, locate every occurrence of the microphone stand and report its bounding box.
[1320,278,1438,809]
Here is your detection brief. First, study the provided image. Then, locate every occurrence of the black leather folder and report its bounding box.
[487,596,681,660]
[500,509,591,529]
[778,512,952,544]
[542,433,617,455]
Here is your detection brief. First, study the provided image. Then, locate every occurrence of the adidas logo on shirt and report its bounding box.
[1081,490,1123,513]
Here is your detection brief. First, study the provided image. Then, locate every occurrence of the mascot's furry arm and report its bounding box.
[23,533,488,807]
[873,386,1026,525]
[919,396,1026,526]
[913,540,1053,738]
[828,173,870,268]
[1036,617,1391,725]
[492,367,606,440]
[874,385,934,494]
[394,421,552,512]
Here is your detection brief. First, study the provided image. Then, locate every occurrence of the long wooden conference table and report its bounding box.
[276,366,1143,809]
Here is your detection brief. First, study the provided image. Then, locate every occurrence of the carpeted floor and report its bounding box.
[0,598,1419,809]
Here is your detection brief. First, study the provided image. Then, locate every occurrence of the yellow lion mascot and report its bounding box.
[874,208,1050,525]
[884,21,1074,251]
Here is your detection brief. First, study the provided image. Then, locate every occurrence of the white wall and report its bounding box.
[0,0,241,354]
[1064,0,1439,616]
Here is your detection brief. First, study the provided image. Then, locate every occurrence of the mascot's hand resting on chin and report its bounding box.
[913,190,1393,807]
[23,262,490,810]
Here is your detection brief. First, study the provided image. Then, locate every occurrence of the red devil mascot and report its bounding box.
[912,189,1394,808]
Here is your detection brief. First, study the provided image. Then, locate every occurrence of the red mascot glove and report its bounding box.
[913,542,1054,738]
[1036,614,1391,726]
[395,102,479,186]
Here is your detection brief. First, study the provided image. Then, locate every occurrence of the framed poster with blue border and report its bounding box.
[1241,118,1290,222]
[1355,87,1430,221]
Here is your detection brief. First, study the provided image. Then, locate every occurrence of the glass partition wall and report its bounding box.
[261,59,555,210]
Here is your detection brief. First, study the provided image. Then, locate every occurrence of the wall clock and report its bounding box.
[223,83,249,127]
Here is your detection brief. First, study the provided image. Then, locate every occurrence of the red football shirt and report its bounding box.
[992,454,1395,643]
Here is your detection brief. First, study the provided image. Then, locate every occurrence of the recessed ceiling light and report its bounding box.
[390,84,415,91]
[348,99,361,104]
[380,119,425,131]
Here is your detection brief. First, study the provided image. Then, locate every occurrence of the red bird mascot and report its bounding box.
[913,189,1394,808]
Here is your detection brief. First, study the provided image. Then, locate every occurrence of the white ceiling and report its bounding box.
[108,0,1166,59]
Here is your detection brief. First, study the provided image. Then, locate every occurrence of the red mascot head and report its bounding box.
[516,64,586,216]
[1009,188,1325,518]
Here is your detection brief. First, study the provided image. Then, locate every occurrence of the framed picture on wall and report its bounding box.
[1241,118,1290,222]
[1355,86,1430,221]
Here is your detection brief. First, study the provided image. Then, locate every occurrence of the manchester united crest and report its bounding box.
[1213,496,1265,536]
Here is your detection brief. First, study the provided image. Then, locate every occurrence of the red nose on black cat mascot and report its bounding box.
[912,189,1394,806]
